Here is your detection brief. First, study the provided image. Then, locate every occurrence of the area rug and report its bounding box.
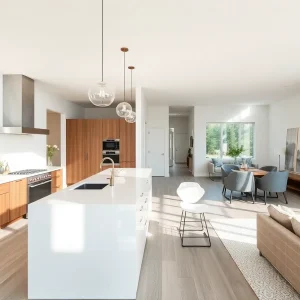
[210,218,300,300]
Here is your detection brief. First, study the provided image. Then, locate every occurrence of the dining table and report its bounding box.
[240,168,268,177]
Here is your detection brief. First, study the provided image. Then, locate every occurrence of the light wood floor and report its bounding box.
[1,171,300,300]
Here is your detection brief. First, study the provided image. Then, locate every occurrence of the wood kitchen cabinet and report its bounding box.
[85,120,103,178]
[120,119,136,167]
[51,169,63,193]
[67,118,136,185]
[0,179,27,228]
[102,119,120,140]
[9,179,27,221]
[67,119,85,185]
[67,119,103,185]
[0,183,10,227]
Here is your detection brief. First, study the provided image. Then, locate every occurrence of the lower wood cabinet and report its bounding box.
[9,179,27,221]
[0,179,28,228]
[0,183,10,226]
[51,169,63,193]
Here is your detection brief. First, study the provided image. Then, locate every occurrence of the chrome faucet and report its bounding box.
[100,157,115,186]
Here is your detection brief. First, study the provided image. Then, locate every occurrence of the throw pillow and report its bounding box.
[245,157,252,165]
[291,216,300,238]
[212,158,223,167]
[267,204,295,232]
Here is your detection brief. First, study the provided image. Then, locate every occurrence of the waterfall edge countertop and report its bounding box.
[28,168,152,300]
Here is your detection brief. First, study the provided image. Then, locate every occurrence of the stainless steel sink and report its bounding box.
[74,183,108,190]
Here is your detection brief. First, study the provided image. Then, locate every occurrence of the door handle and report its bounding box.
[161,153,164,156]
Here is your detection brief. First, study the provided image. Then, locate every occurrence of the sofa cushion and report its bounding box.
[214,166,222,173]
[267,204,295,232]
[291,216,300,238]
[212,158,223,167]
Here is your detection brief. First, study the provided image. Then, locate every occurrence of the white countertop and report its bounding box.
[0,166,63,185]
[30,168,152,205]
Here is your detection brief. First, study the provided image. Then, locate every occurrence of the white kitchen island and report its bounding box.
[28,168,152,300]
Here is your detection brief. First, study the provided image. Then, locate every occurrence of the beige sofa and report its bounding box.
[207,158,258,180]
[257,214,300,294]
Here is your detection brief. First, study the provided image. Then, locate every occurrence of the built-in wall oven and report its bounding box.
[103,139,120,151]
[102,151,120,165]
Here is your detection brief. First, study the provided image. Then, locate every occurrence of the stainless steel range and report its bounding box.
[9,169,52,216]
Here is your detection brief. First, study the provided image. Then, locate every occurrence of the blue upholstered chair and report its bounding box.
[221,165,240,195]
[255,171,289,205]
[259,166,278,172]
[224,171,255,204]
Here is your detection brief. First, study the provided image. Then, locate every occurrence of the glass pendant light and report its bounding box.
[125,66,136,123]
[116,48,132,117]
[88,0,115,107]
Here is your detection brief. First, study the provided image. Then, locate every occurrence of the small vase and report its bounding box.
[48,157,53,166]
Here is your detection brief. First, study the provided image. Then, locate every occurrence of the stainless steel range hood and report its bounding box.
[0,75,49,135]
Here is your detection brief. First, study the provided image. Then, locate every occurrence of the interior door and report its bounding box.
[175,133,189,163]
[147,128,165,176]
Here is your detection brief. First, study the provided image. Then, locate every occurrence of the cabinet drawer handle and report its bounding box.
[144,198,148,204]
[144,220,147,226]
[140,193,144,197]
[140,217,143,223]
[140,205,143,211]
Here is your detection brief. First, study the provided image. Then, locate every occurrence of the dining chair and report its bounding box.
[255,171,289,205]
[177,182,211,247]
[259,166,278,172]
[224,171,255,204]
[221,164,240,195]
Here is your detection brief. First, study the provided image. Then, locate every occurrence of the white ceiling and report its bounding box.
[1,0,300,107]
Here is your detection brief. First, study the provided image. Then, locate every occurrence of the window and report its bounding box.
[206,123,254,158]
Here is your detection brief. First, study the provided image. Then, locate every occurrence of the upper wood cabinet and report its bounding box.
[120,119,136,163]
[102,119,120,140]
[9,179,27,221]
[0,183,10,227]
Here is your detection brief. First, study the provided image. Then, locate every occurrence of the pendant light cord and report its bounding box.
[102,0,104,82]
[124,51,126,102]
[131,69,132,102]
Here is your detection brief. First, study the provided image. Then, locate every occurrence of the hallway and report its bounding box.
[169,163,191,177]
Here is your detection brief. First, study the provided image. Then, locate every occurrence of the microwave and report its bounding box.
[103,139,120,151]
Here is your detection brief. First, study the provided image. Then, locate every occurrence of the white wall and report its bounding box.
[0,76,84,184]
[269,96,300,169]
[47,111,61,166]
[193,105,269,176]
[146,105,169,177]
[84,107,122,119]
[135,87,147,168]
[169,116,189,134]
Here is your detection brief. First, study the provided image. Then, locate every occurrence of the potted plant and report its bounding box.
[0,161,5,174]
[227,145,245,164]
[47,145,59,166]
